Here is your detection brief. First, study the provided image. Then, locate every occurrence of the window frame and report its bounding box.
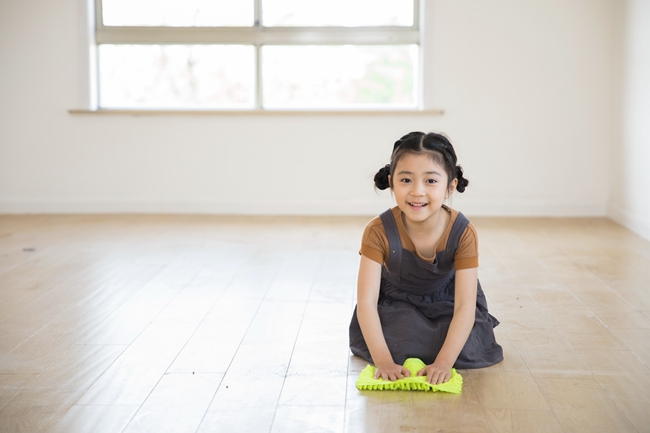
[90,0,428,111]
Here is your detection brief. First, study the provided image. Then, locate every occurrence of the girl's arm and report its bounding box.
[418,267,478,384]
[356,255,411,381]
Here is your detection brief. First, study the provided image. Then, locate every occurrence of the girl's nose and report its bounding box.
[412,182,425,195]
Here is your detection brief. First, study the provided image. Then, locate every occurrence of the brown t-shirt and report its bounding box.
[360,205,479,270]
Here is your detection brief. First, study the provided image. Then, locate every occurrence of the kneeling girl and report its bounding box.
[349,131,503,385]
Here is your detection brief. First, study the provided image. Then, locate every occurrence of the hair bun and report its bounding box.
[455,165,469,193]
[374,164,391,190]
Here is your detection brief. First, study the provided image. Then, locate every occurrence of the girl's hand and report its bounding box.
[417,362,452,385]
[374,362,411,382]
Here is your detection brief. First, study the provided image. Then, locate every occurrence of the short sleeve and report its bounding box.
[359,219,387,265]
[454,222,479,270]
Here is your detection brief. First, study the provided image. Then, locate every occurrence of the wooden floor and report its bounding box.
[0,214,649,433]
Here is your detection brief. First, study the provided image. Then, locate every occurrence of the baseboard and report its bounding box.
[607,204,650,241]
[0,197,607,217]
[0,198,391,216]
[449,198,606,217]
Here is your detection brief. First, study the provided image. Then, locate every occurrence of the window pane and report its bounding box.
[99,45,255,109]
[262,45,418,109]
[102,0,254,27]
[263,0,413,27]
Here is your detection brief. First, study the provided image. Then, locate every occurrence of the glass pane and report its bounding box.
[262,45,418,109]
[263,0,413,27]
[99,45,255,109]
[102,0,253,27]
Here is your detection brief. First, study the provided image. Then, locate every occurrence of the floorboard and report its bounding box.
[0,214,648,432]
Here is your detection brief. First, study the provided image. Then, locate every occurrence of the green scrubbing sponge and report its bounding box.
[356,358,463,393]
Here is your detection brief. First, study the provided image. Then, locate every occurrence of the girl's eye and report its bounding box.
[426,179,437,184]
[400,178,411,183]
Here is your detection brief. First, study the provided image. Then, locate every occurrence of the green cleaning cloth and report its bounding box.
[356,358,463,393]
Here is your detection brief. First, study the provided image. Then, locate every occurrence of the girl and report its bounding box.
[349,131,503,385]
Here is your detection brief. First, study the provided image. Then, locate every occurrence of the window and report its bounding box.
[94,0,420,110]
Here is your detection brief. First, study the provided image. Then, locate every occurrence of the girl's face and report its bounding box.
[389,153,457,225]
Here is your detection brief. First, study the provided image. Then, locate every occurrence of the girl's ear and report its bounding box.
[446,178,458,198]
[388,174,393,189]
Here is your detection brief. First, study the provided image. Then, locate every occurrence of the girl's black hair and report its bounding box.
[374,131,469,193]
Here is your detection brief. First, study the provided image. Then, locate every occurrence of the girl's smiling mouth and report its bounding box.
[408,202,428,208]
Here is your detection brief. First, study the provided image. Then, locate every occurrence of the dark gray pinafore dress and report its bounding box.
[349,209,503,369]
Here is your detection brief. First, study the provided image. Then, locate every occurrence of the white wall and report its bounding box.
[0,0,619,216]
[608,0,650,241]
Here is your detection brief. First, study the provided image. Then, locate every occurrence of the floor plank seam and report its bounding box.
[194,251,287,433]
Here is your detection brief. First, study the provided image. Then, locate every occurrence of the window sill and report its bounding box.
[68,108,444,116]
